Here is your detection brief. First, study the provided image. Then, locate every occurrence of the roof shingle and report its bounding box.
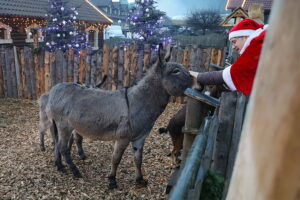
[226,0,273,10]
[0,0,112,24]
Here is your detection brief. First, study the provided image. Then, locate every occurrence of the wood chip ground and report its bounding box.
[0,98,184,199]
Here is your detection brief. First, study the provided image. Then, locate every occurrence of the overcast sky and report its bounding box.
[114,0,227,18]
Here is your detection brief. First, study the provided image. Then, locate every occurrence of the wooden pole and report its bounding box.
[79,49,86,83]
[111,46,119,90]
[44,51,51,92]
[123,46,131,88]
[227,1,300,199]
[102,44,110,89]
[0,48,4,97]
[143,44,150,72]
[67,49,74,82]
[130,44,138,85]
[19,49,27,98]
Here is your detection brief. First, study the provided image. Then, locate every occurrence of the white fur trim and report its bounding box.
[222,65,236,91]
[239,25,268,54]
[229,29,255,40]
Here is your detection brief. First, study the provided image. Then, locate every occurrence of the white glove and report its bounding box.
[189,71,199,78]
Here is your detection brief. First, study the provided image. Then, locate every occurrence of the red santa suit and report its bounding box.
[222,19,268,95]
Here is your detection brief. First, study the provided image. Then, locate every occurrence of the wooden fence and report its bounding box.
[169,91,249,200]
[0,44,225,100]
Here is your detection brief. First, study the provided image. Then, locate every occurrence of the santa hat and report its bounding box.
[229,18,264,40]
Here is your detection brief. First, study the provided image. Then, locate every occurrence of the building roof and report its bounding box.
[226,0,273,10]
[243,0,273,10]
[90,0,111,7]
[0,0,113,24]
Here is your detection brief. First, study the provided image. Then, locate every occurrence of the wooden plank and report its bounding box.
[34,46,41,97]
[182,46,191,69]
[118,47,124,89]
[123,46,131,87]
[96,50,103,84]
[73,54,80,83]
[211,92,237,177]
[137,49,144,81]
[55,50,63,84]
[111,46,119,90]
[143,44,150,72]
[221,93,248,200]
[194,114,219,199]
[67,49,74,82]
[184,88,220,108]
[85,50,91,85]
[28,48,36,99]
[49,50,56,89]
[189,45,201,71]
[102,44,110,89]
[24,47,34,99]
[0,47,5,97]
[79,49,86,83]
[39,51,46,95]
[4,47,13,97]
[90,53,97,86]
[44,51,51,92]
[130,44,138,86]
[169,118,211,200]
[170,45,178,62]
[62,51,68,83]
[13,46,22,98]
[19,49,28,98]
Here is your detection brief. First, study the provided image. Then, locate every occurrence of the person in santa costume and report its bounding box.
[189,18,268,95]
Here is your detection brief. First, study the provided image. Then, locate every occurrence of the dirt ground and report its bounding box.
[0,98,184,200]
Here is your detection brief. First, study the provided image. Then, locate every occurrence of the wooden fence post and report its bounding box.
[123,45,131,87]
[130,43,138,85]
[0,47,5,97]
[118,46,124,89]
[44,51,51,92]
[67,49,74,83]
[111,46,119,90]
[79,49,87,83]
[143,44,150,72]
[102,44,110,89]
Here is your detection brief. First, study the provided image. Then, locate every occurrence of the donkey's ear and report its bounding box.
[158,43,164,64]
[164,46,173,62]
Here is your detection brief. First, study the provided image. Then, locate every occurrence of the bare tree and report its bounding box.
[186,10,222,35]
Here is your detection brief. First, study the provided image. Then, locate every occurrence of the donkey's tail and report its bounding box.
[50,120,58,143]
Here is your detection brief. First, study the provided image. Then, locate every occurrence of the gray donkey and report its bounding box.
[45,45,192,189]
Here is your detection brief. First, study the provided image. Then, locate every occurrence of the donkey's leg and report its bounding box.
[108,138,130,189]
[57,122,82,178]
[39,125,46,151]
[73,132,86,160]
[67,133,74,152]
[132,136,148,186]
[52,120,65,172]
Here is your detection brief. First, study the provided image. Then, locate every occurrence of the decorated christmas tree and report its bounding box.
[128,0,172,48]
[43,0,87,54]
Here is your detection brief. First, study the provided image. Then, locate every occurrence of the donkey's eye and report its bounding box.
[172,69,181,74]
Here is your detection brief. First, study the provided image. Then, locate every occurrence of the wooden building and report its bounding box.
[0,0,113,49]
[225,0,273,23]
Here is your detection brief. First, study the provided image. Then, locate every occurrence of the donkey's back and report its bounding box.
[46,82,130,140]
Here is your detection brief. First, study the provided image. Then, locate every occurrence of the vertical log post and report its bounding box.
[123,46,131,88]
[102,44,110,89]
[143,44,151,72]
[111,46,119,90]
[44,51,51,92]
[227,0,300,199]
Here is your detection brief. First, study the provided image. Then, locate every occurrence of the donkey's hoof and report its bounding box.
[57,166,66,173]
[79,153,87,160]
[108,181,118,189]
[40,146,46,151]
[108,176,118,189]
[136,178,148,186]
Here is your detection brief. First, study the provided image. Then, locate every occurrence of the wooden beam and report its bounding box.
[226,0,300,199]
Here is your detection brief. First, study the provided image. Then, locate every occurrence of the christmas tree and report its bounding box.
[43,0,87,55]
[128,0,172,48]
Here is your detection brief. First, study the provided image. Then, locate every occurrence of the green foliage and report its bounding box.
[200,169,225,200]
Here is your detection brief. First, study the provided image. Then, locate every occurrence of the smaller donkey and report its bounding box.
[38,75,107,157]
